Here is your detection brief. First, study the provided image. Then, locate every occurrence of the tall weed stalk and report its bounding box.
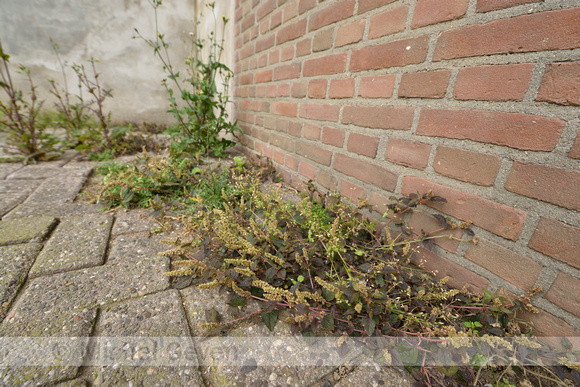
[135,0,241,157]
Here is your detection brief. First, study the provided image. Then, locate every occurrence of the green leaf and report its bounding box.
[261,310,278,332]
[227,295,247,307]
[297,275,305,283]
[321,314,334,331]
[362,316,376,336]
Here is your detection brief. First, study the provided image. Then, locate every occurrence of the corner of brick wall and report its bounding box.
[232,0,580,337]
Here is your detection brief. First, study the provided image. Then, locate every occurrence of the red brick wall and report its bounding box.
[232,0,580,336]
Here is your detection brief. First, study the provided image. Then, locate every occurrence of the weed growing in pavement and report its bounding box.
[134,0,242,157]
[48,41,155,161]
[0,39,60,163]
[95,151,577,386]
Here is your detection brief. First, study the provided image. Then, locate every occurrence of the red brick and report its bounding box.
[347,133,379,158]
[384,138,431,170]
[465,239,541,290]
[271,101,298,117]
[273,149,285,165]
[342,106,414,130]
[322,126,345,148]
[416,109,565,151]
[477,0,538,13]
[402,177,526,240]
[304,53,348,77]
[276,118,289,133]
[255,34,275,53]
[280,46,295,62]
[299,0,316,14]
[408,211,463,253]
[339,180,367,202]
[239,72,254,85]
[296,38,312,57]
[262,144,273,159]
[270,133,295,152]
[269,49,279,65]
[285,154,299,171]
[329,78,355,99]
[267,84,277,97]
[312,28,334,52]
[545,273,580,317]
[529,218,580,270]
[505,162,580,211]
[350,36,430,72]
[399,70,451,98]
[336,19,366,47]
[368,6,408,39]
[308,79,327,99]
[299,160,317,180]
[412,247,490,293]
[252,127,270,142]
[570,135,580,160]
[317,170,338,191]
[257,0,276,21]
[277,83,291,97]
[295,141,333,165]
[518,309,580,346]
[303,123,321,140]
[258,54,268,67]
[241,13,255,32]
[358,0,397,14]
[433,8,580,60]
[270,10,283,29]
[235,4,244,22]
[288,121,302,137]
[300,103,340,122]
[273,63,301,80]
[536,61,580,106]
[334,154,398,192]
[276,18,307,44]
[433,146,502,186]
[412,0,468,29]
[291,81,307,98]
[309,0,355,31]
[283,0,299,22]
[254,69,273,83]
[454,64,534,101]
[369,191,393,215]
[359,75,396,98]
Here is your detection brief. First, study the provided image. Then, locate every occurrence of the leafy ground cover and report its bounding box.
[92,151,579,387]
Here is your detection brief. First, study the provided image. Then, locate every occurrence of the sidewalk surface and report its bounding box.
[0,151,411,386]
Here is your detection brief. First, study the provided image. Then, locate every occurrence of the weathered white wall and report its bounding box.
[0,0,234,125]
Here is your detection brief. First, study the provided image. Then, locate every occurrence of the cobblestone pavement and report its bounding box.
[0,152,412,386]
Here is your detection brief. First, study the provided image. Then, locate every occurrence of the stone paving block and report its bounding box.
[0,243,42,320]
[0,308,96,386]
[4,202,102,219]
[4,256,170,324]
[89,290,203,386]
[24,170,92,204]
[332,364,412,387]
[6,165,66,180]
[180,286,261,336]
[111,209,162,236]
[0,179,40,194]
[107,232,170,263]
[0,216,57,246]
[29,215,113,277]
[0,163,23,179]
[196,321,344,387]
[0,191,30,218]
[63,160,98,169]
[57,379,88,387]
